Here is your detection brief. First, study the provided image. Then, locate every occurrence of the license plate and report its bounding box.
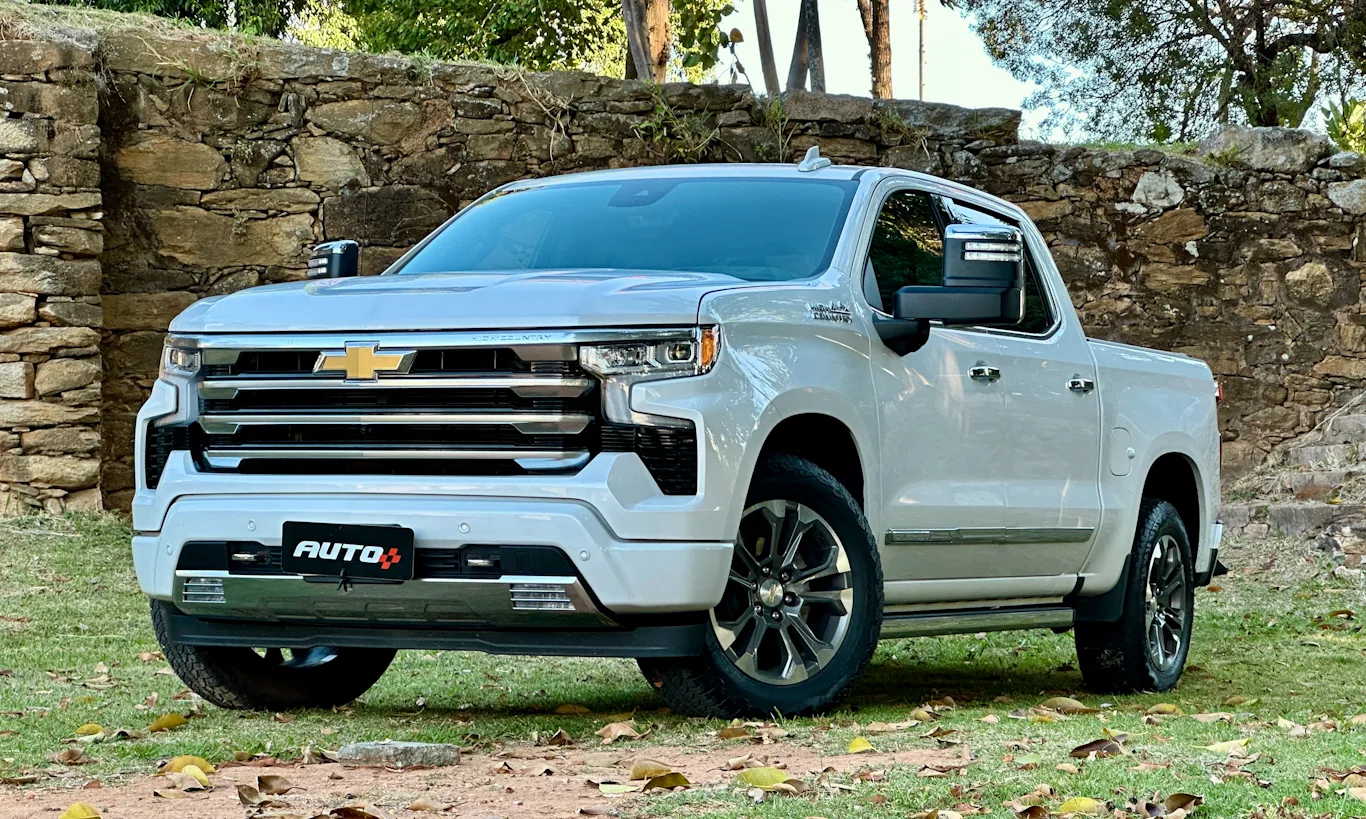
[281,522,415,581]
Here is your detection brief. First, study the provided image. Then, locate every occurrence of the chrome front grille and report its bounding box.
[187,333,599,477]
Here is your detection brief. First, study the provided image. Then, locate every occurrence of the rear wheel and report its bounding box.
[1076,499,1194,693]
[640,454,882,717]
[150,600,396,710]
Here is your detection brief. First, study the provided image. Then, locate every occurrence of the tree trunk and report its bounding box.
[752,0,781,95]
[622,0,653,82]
[786,2,809,90]
[804,0,825,92]
[871,0,891,98]
[645,0,670,82]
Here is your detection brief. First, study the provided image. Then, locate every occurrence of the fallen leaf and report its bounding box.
[257,774,295,795]
[1222,695,1257,707]
[408,797,453,811]
[979,715,1000,724]
[1057,796,1103,815]
[1189,712,1233,723]
[179,765,211,789]
[1202,738,1251,754]
[49,746,94,766]
[1164,793,1204,811]
[148,712,188,733]
[598,782,639,795]
[1039,697,1097,714]
[847,736,876,754]
[642,772,690,790]
[595,722,640,744]
[718,726,751,739]
[158,755,216,775]
[737,767,789,789]
[547,728,574,746]
[630,759,673,780]
[58,805,100,819]
[1146,703,1184,716]
[1070,739,1123,759]
[73,723,103,736]
[1056,763,1080,775]
[555,704,591,715]
[1349,787,1366,803]
[152,789,188,800]
[236,784,264,806]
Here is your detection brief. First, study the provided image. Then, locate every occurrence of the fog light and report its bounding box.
[181,576,225,604]
[509,583,574,612]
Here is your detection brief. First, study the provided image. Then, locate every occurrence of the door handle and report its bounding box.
[969,364,1001,382]
[1068,376,1095,394]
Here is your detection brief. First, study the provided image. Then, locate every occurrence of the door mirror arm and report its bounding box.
[872,314,930,356]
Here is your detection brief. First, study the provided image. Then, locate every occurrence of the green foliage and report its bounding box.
[343,0,730,76]
[34,0,306,36]
[1324,97,1366,153]
[632,84,718,162]
[963,0,1366,141]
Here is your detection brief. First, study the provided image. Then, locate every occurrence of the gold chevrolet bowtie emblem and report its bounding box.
[314,343,416,381]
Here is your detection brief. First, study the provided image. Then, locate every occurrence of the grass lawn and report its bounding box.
[3,514,1366,817]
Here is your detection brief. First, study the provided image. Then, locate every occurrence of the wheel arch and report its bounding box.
[755,413,866,510]
[1140,451,1202,557]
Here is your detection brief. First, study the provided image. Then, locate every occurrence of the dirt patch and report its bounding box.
[0,743,965,818]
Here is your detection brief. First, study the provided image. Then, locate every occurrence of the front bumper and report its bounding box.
[135,493,733,623]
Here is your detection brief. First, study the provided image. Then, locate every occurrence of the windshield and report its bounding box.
[391,177,859,282]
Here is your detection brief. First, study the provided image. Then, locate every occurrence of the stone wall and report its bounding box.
[2,7,1366,509]
[0,37,104,514]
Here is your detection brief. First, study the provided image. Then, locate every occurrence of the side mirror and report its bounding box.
[873,224,1025,355]
[892,224,1025,324]
[307,240,360,279]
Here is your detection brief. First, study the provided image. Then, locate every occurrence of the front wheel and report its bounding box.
[150,600,396,710]
[640,454,883,717]
[1075,499,1194,693]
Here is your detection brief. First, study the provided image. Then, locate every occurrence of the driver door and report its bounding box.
[862,183,1014,590]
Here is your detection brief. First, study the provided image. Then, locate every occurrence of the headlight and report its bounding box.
[161,339,200,379]
[579,327,719,427]
[579,327,719,379]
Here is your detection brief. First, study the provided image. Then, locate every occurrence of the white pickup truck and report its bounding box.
[133,148,1222,718]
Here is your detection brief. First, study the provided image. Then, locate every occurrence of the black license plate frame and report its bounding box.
[280,522,415,581]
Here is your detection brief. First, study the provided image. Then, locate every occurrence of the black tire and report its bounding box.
[150,600,396,710]
[639,454,883,717]
[1076,499,1194,693]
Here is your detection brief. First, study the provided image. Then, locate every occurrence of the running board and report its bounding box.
[880,606,1074,638]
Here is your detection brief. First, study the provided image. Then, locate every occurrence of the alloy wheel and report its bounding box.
[710,500,855,686]
[1143,534,1187,672]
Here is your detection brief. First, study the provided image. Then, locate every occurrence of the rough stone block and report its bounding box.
[0,192,100,217]
[1285,261,1335,306]
[0,361,33,399]
[21,426,99,455]
[201,188,320,213]
[103,292,199,331]
[0,326,100,354]
[307,100,422,144]
[33,225,102,256]
[0,217,22,252]
[38,300,101,328]
[0,82,98,124]
[63,486,101,513]
[1328,179,1366,215]
[0,118,46,154]
[0,41,91,74]
[146,208,313,268]
[292,136,371,188]
[114,135,228,190]
[322,186,449,244]
[34,358,100,396]
[1198,124,1333,173]
[0,253,99,295]
[0,400,97,427]
[0,293,36,328]
[0,454,98,489]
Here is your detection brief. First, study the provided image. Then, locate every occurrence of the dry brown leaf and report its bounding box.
[595,721,640,744]
[629,759,673,780]
[1039,697,1097,714]
[1070,739,1123,758]
[257,774,295,795]
[1189,712,1233,723]
[49,746,94,766]
[555,704,591,715]
[408,797,453,811]
[547,728,574,746]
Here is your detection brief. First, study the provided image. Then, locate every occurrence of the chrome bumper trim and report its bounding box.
[172,571,614,628]
[200,448,591,470]
[200,376,595,400]
[198,411,592,436]
[885,527,1095,546]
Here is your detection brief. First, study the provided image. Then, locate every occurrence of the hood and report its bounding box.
[169,269,748,334]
